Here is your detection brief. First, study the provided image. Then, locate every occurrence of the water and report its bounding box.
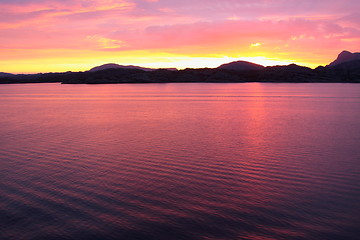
[1,83,360,240]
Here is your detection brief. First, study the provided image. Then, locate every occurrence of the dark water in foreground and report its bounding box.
[1,83,360,240]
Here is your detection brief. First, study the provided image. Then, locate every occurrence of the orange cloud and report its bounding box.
[0,0,359,73]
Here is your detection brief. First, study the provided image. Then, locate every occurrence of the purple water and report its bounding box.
[1,83,360,240]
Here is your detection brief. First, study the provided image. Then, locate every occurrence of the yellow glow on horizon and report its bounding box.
[1,0,357,75]
[0,48,324,74]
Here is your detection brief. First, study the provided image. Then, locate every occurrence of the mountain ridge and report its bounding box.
[89,63,178,72]
[217,61,265,71]
[327,50,360,67]
[1,51,359,84]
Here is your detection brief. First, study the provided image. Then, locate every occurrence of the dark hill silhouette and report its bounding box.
[89,63,177,72]
[89,63,154,72]
[218,61,265,71]
[257,64,315,82]
[0,72,15,78]
[267,64,312,71]
[1,51,359,84]
[327,51,360,67]
[325,60,360,82]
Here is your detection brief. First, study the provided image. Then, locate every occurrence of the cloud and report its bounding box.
[115,18,356,49]
[0,0,135,22]
[86,35,127,49]
[251,43,262,47]
[130,0,360,21]
[0,0,359,71]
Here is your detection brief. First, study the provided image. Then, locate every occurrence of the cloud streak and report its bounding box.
[0,0,359,72]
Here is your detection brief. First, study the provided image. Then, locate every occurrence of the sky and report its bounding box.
[0,0,359,73]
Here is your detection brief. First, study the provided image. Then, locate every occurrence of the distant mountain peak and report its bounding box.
[328,50,360,67]
[0,72,15,78]
[340,50,352,55]
[89,63,154,72]
[89,63,177,72]
[218,60,265,71]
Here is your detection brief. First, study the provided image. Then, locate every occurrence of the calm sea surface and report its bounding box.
[1,83,360,240]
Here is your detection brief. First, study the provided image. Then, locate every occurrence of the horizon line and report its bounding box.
[3,60,327,75]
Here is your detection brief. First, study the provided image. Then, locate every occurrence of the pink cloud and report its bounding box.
[0,0,358,67]
[108,18,358,52]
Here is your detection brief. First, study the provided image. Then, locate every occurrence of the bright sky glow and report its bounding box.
[0,0,359,73]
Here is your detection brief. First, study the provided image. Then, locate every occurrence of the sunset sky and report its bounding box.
[1,0,359,73]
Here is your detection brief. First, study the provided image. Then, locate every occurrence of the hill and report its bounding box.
[218,61,265,71]
[327,51,360,67]
[1,51,359,84]
[89,63,177,72]
[0,72,15,78]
